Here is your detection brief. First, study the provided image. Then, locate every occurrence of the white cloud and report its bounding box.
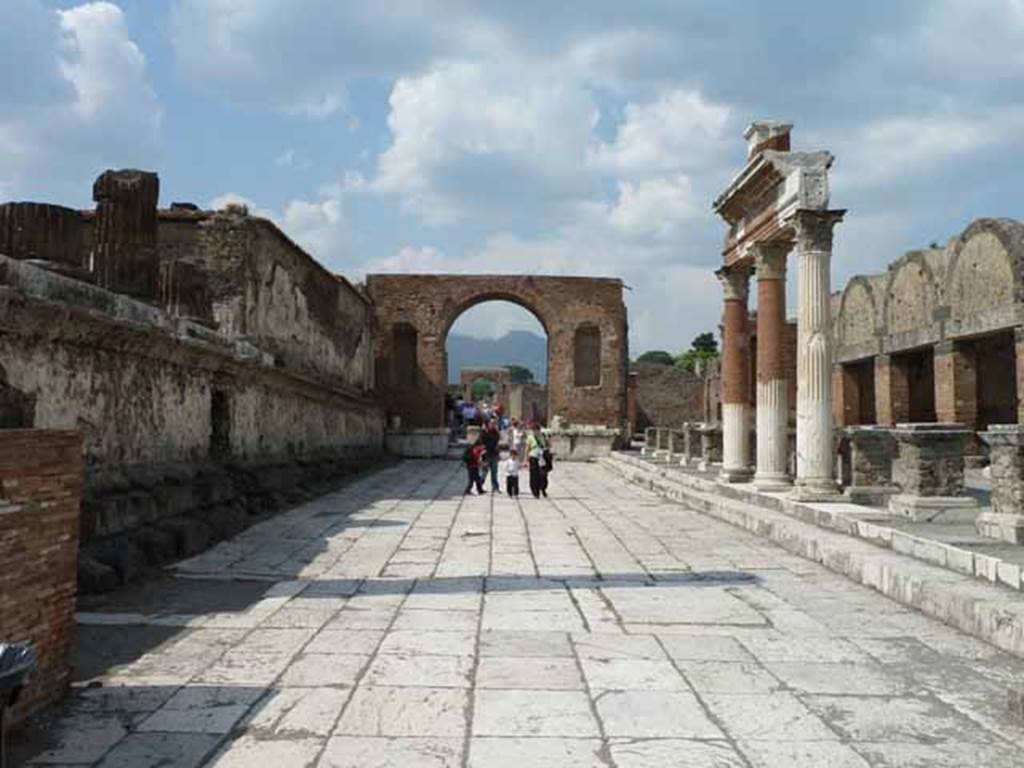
[589,89,732,175]
[372,57,599,225]
[0,1,161,202]
[608,175,700,237]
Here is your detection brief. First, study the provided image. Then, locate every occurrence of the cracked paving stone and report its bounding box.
[320,736,463,767]
[335,686,469,737]
[468,736,608,768]
[594,690,724,739]
[472,689,600,737]
[608,738,747,768]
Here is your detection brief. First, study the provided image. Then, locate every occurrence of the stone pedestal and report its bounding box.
[790,210,844,501]
[718,268,753,482]
[667,428,686,462]
[889,423,978,522]
[698,423,723,472]
[642,426,657,455]
[842,426,897,505]
[545,425,621,461]
[653,427,671,459]
[678,423,700,467]
[385,428,450,458]
[977,425,1024,543]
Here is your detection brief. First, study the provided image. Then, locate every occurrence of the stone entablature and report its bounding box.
[834,218,1024,364]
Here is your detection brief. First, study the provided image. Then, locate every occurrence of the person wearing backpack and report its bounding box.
[526,422,550,498]
[463,439,486,495]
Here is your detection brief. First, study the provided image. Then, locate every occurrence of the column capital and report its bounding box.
[751,241,791,280]
[791,208,845,253]
[716,266,750,301]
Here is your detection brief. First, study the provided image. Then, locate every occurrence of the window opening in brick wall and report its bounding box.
[574,324,602,387]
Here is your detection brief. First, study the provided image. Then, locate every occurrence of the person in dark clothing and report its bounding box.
[463,440,485,495]
[526,422,549,498]
[480,419,502,493]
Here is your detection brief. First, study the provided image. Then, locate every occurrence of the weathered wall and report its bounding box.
[834,218,1024,363]
[0,430,82,723]
[633,362,707,430]
[367,274,628,430]
[0,170,385,591]
[199,211,374,390]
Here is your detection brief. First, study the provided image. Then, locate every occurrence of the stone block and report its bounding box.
[974,553,1000,583]
[978,425,1024,543]
[944,546,974,576]
[998,561,1022,590]
[888,494,978,523]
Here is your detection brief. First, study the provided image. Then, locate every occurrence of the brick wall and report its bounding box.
[0,430,82,723]
[633,363,707,430]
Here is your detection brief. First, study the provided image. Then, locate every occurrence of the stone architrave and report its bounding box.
[752,242,793,490]
[790,209,844,500]
[888,423,978,522]
[978,425,1024,543]
[842,426,897,505]
[697,423,723,472]
[717,267,753,482]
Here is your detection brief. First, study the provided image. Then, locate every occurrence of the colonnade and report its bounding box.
[716,209,845,500]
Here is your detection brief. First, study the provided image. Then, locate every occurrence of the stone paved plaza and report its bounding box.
[17,460,1024,767]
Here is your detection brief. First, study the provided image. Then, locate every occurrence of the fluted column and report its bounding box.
[791,209,844,500]
[717,266,753,482]
[753,242,792,490]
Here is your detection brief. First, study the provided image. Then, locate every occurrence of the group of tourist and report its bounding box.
[463,418,552,498]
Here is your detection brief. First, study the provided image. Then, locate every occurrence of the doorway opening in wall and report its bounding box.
[893,347,936,423]
[210,388,231,459]
[841,358,877,425]
[974,331,1017,429]
[445,300,549,435]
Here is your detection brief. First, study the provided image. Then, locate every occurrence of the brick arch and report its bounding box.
[944,218,1024,319]
[883,253,939,336]
[837,277,878,347]
[365,274,628,428]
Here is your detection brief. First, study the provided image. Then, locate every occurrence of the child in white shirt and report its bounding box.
[505,450,521,497]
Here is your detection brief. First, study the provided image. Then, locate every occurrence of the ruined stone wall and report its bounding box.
[199,212,374,390]
[633,362,707,430]
[834,218,1024,364]
[0,430,82,723]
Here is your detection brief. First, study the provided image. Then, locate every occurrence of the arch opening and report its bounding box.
[446,300,549,430]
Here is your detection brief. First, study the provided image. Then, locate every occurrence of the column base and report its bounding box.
[697,460,719,473]
[753,472,792,492]
[976,512,1024,544]
[790,479,842,502]
[719,466,754,483]
[888,494,979,523]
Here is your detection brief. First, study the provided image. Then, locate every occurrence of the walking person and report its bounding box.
[526,422,549,498]
[510,418,526,458]
[481,419,502,493]
[505,449,521,497]
[463,439,485,495]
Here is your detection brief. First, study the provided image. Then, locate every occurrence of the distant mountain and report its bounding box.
[447,330,547,383]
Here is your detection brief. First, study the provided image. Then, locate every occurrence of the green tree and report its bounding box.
[470,377,497,402]
[636,350,675,366]
[675,332,720,373]
[504,364,535,384]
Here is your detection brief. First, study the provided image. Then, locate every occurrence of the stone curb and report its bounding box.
[601,452,1024,658]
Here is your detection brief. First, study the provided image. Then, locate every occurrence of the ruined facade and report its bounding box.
[367,274,629,430]
[0,171,384,592]
[832,217,1024,434]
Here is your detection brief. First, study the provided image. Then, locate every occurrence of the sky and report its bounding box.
[4,1,1024,354]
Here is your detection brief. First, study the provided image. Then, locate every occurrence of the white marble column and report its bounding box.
[791,209,844,500]
[717,266,753,482]
[752,242,792,490]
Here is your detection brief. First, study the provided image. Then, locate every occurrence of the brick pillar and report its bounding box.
[934,341,978,427]
[92,169,159,300]
[752,242,791,489]
[791,209,844,500]
[717,266,753,482]
[626,371,638,436]
[0,430,82,722]
[875,354,910,426]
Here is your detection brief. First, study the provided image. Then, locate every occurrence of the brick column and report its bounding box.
[934,341,977,426]
[1015,328,1024,425]
[791,209,844,500]
[752,243,791,489]
[717,266,753,482]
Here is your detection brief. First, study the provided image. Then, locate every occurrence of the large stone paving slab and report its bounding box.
[12,459,1024,766]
